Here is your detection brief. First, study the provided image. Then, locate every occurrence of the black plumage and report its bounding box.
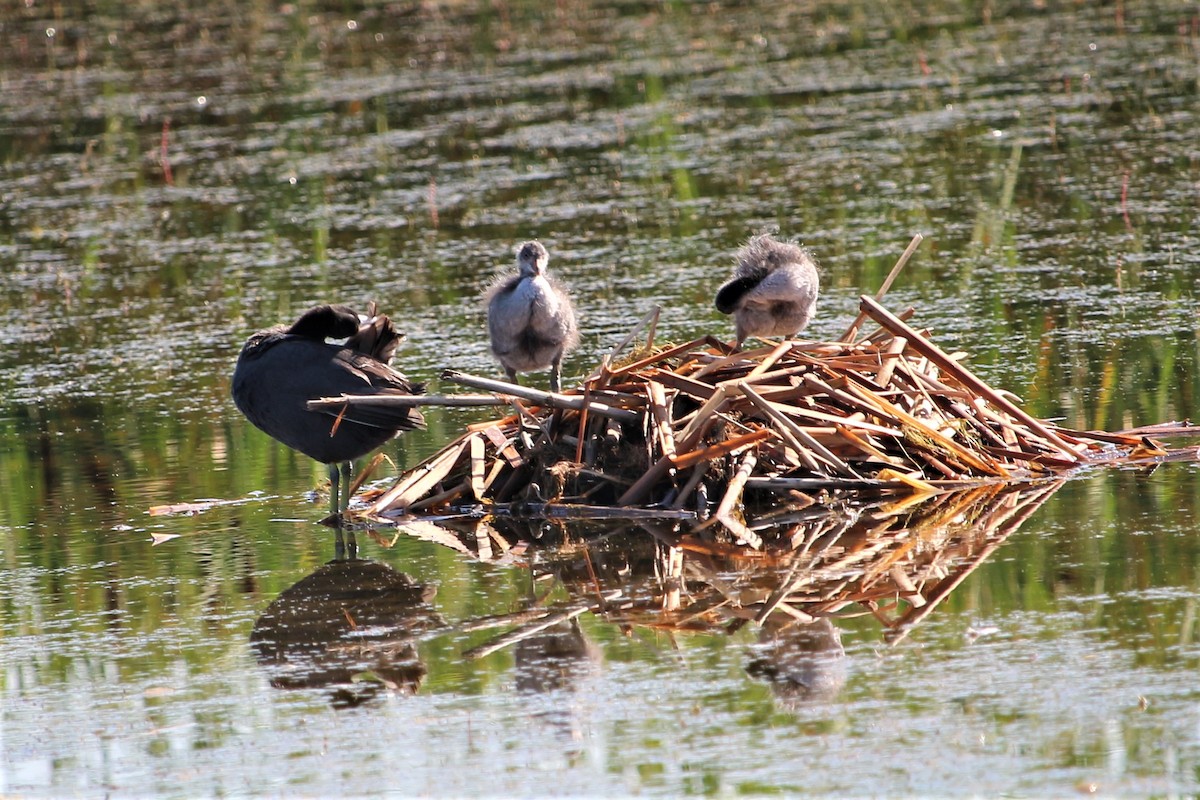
[232,304,425,514]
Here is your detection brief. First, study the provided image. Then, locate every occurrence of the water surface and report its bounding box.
[2,1,1200,796]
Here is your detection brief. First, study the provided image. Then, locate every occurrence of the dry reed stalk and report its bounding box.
[307,393,512,412]
[442,370,642,422]
[858,296,1080,459]
[841,233,924,342]
[647,380,676,458]
[739,383,859,477]
[668,428,773,471]
[371,436,471,513]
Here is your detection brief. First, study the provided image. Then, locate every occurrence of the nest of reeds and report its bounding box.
[309,293,1197,545]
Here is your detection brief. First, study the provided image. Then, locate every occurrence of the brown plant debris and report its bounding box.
[316,295,1198,530]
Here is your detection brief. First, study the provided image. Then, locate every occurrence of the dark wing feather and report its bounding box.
[715,275,762,314]
[321,350,426,432]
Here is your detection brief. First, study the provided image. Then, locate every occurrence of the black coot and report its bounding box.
[232,304,426,515]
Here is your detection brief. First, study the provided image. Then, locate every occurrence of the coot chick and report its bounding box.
[484,240,579,392]
[714,234,819,348]
[232,304,426,515]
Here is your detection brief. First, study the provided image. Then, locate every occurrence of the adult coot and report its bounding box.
[232,303,426,515]
[484,240,579,393]
[715,234,819,348]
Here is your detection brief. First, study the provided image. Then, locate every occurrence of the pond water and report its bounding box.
[2,0,1200,796]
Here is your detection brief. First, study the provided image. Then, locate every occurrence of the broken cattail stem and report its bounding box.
[841,233,924,342]
[875,336,907,386]
[738,382,863,478]
[858,295,1080,461]
[647,380,676,458]
[695,451,760,547]
[441,370,641,423]
[711,450,757,525]
[669,428,772,471]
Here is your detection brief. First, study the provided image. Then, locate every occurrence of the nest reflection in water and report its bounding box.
[249,481,1059,707]
[413,480,1060,700]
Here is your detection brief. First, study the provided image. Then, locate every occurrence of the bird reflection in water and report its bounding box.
[250,544,441,709]
[503,560,603,752]
[514,618,601,695]
[745,615,847,708]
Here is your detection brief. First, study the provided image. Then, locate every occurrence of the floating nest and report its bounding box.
[309,293,1198,549]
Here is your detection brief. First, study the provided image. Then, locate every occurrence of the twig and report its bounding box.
[841,233,923,342]
[308,393,515,410]
[441,370,641,422]
[857,295,1080,461]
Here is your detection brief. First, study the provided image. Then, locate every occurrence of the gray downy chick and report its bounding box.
[714,234,819,347]
[484,240,579,392]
